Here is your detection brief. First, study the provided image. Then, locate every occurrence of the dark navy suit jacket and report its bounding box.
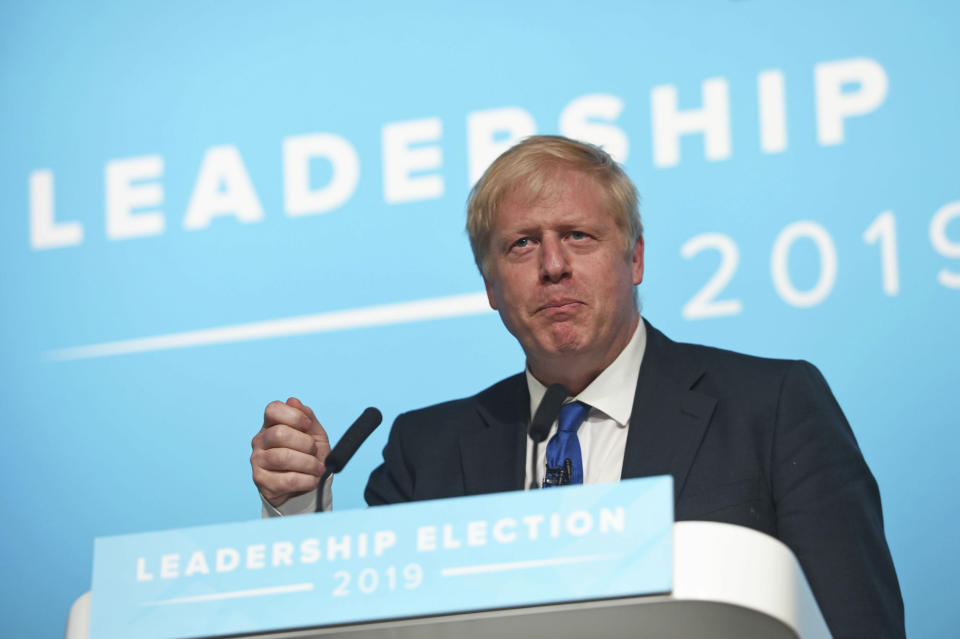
[365,321,904,638]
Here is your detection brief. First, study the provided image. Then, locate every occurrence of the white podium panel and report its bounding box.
[67,521,831,639]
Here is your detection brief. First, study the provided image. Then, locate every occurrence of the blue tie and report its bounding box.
[544,401,590,487]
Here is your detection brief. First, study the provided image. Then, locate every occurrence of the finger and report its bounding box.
[252,446,324,476]
[289,397,320,424]
[263,400,312,432]
[286,397,329,444]
[257,424,318,456]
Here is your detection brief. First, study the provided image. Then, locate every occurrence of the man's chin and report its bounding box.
[541,327,586,356]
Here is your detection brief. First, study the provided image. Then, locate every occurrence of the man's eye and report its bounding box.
[513,238,531,248]
[570,231,588,240]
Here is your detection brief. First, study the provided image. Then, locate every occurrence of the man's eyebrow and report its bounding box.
[498,225,540,237]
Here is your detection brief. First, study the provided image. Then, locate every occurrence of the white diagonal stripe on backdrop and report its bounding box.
[46,291,493,361]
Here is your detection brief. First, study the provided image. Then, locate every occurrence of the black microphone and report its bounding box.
[528,383,567,489]
[316,407,383,511]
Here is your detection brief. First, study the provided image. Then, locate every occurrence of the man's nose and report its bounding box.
[539,235,570,282]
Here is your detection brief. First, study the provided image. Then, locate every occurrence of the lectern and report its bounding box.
[66,478,831,639]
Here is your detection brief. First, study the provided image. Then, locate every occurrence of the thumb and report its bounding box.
[286,397,330,457]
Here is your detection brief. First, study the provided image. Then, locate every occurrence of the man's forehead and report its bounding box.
[494,170,610,228]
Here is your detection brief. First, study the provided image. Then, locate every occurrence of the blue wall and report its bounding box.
[1,1,957,636]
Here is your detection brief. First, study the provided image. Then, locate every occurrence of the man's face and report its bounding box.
[483,170,644,380]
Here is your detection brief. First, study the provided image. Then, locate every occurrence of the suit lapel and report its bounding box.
[459,374,529,495]
[621,321,717,501]
[455,323,717,500]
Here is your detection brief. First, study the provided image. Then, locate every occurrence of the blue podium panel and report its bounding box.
[90,476,673,639]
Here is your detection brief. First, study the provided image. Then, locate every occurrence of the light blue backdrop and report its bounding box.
[1,1,957,637]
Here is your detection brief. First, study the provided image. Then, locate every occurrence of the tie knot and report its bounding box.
[557,401,590,433]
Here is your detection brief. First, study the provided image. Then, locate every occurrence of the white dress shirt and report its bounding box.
[263,319,646,516]
[525,319,646,488]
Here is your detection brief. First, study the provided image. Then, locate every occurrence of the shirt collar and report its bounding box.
[526,319,647,426]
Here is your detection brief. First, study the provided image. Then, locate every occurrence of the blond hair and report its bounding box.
[466,135,642,276]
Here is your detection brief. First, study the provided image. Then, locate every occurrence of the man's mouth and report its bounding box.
[537,299,584,314]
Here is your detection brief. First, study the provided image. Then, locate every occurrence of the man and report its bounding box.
[251,136,904,637]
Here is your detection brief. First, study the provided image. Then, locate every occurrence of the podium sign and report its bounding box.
[90,476,673,639]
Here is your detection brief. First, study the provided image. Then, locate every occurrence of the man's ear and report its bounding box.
[632,235,645,286]
[483,276,499,310]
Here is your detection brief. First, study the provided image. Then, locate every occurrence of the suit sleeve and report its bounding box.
[771,361,904,638]
[364,412,415,506]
